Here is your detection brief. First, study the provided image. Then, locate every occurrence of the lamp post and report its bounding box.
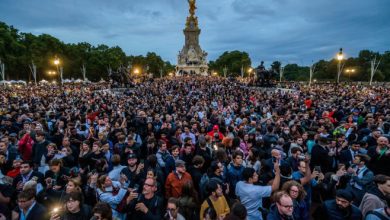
[336,48,344,84]
[53,56,63,86]
[345,68,355,82]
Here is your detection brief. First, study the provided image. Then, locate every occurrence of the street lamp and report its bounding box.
[47,71,56,76]
[133,68,140,75]
[345,68,355,82]
[336,48,344,84]
[247,67,253,77]
[53,56,63,85]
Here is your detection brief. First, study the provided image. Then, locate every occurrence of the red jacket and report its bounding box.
[207,130,224,141]
[18,133,34,161]
[165,171,193,198]
[7,168,20,178]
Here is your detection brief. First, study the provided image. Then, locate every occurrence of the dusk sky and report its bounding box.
[1,0,389,67]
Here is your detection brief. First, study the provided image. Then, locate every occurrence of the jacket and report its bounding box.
[267,204,294,220]
[32,139,50,166]
[359,186,388,217]
[313,199,362,220]
[15,202,48,220]
[165,171,193,198]
[226,164,244,197]
[18,133,34,161]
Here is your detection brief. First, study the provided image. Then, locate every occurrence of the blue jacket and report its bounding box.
[267,204,294,220]
[226,163,244,197]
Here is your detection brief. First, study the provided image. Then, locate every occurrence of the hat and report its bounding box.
[127,153,137,160]
[336,189,354,202]
[23,119,32,124]
[9,133,17,137]
[213,125,219,130]
[175,159,186,167]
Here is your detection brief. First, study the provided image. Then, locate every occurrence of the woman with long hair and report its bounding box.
[178,181,199,220]
[96,175,129,220]
[281,180,309,220]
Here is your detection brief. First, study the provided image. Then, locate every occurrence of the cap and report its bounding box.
[213,125,219,130]
[336,189,354,202]
[9,133,17,137]
[127,153,137,160]
[175,159,186,167]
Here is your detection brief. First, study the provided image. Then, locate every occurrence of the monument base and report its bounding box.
[176,64,208,76]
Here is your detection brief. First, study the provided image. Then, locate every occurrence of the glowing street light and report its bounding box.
[54,58,60,66]
[212,72,218,76]
[345,68,356,81]
[53,56,63,85]
[133,68,140,75]
[47,71,56,75]
[247,67,253,77]
[336,48,344,84]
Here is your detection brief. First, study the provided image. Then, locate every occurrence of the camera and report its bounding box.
[297,154,306,160]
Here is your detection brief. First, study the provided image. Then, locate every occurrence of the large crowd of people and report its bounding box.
[0,76,389,220]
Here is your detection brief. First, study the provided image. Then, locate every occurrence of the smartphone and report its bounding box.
[133,184,140,192]
[314,166,322,173]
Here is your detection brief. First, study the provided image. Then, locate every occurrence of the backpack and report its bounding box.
[206,197,216,215]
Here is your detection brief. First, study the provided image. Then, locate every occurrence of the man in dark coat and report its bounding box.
[313,189,362,220]
[12,161,44,192]
[31,130,50,169]
[310,137,333,174]
[14,189,48,220]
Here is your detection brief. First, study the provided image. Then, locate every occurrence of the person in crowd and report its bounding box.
[32,130,50,171]
[368,136,390,176]
[224,203,247,220]
[126,177,164,220]
[12,188,47,220]
[346,154,374,205]
[165,197,186,220]
[178,181,199,220]
[365,205,390,220]
[165,160,193,198]
[108,154,126,181]
[313,189,362,220]
[310,136,334,174]
[360,174,390,217]
[235,163,281,220]
[91,202,113,220]
[340,141,362,167]
[120,153,143,189]
[267,191,295,220]
[199,180,230,220]
[226,151,244,198]
[49,191,92,220]
[96,175,129,220]
[44,159,70,191]
[282,180,309,220]
[12,161,44,192]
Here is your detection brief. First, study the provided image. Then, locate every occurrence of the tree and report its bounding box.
[209,51,251,77]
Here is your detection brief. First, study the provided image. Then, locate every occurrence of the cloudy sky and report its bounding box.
[1,0,389,66]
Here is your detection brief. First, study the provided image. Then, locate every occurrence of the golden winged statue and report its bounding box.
[188,0,196,16]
